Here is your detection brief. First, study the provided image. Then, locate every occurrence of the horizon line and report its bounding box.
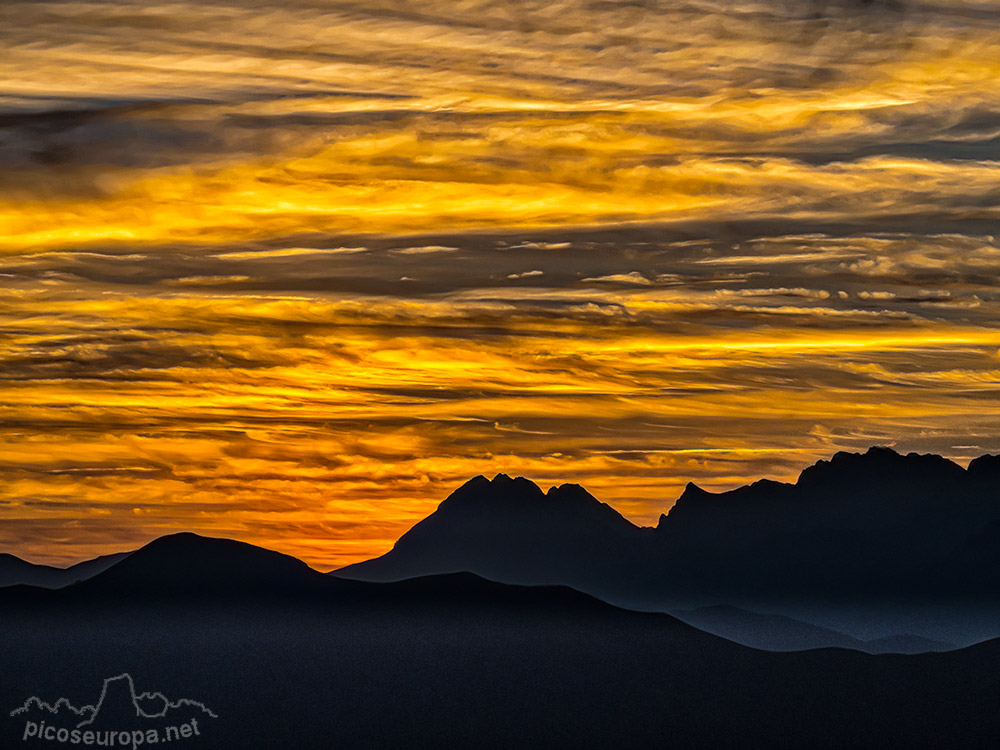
[3,442,998,571]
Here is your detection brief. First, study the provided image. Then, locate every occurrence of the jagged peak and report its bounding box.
[544,483,625,516]
[679,481,712,500]
[796,445,964,487]
[967,454,1000,476]
[430,474,639,528]
[438,473,545,510]
[865,445,900,457]
[810,445,898,471]
[656,483,714,526]
[748,478,790,489]
[450,473,536,495]
[546,482,593,498]
[460,475,490,488]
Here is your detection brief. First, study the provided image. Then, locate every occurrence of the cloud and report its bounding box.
[583,271,653,286]
[215,247,368,259]
[391,245,460,255]
[4,0,1000,568]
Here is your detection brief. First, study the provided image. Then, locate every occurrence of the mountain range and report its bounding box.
[0,551,128,589]
[336,446,1000,645]
[672,604,954,653]
[4,446,1000,650]
[2,531,1000,748]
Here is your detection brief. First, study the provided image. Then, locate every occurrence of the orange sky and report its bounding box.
[3,0,1000,568]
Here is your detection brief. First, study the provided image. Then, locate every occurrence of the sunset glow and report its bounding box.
[4,0,1000,567]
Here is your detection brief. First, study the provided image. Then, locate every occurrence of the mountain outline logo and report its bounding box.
[10,673,216,747]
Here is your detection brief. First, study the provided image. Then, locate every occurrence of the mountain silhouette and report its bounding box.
[337,446,1000,646]
[674,604,869,651]
[0,552,128,589]
[336,473,651,599]
[3,535,1000,749]
[70,532,337,601]
[654,446,987,598]
[674,604,954,653]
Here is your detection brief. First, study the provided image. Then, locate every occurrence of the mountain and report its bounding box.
[70,532,338,600]
[336,447,1000,646]
[337,474,649,600]
[0,554,59,589]
[652,446,994,601]
[1,534,999,749]
[673,605,955,653]
[864,634,955,653]
[0,552,128,589]
[673,604,868,651]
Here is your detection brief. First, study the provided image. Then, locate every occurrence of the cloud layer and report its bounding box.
[3,0,1000,566]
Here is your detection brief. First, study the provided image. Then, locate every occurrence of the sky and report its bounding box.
[3,0,1000,568]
